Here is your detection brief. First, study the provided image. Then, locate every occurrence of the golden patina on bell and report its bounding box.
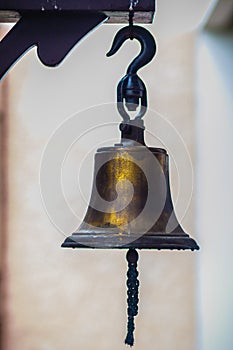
[62,120,199,251]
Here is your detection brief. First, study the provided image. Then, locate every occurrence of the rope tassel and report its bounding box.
[125,249,139,346]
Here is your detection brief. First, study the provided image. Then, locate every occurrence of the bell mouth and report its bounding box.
[62,222,199,250]
[62,231,199,250]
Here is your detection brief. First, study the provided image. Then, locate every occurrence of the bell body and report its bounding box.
[62,143,199,250]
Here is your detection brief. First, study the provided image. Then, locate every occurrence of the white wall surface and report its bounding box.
[196,29,233,350]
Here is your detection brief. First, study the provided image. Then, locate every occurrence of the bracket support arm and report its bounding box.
[0,1,155,80]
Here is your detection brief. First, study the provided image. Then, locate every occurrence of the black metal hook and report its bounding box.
[107,25,156,75]
[106,25,156,121]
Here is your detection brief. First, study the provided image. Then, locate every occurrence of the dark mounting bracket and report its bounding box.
[0,1,155,80]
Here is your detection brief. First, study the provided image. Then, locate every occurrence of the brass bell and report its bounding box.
[62,119,199,251]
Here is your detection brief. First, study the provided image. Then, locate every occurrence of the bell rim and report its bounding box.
[61,233,199,251]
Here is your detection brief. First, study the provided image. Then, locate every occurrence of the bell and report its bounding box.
[62,120,199,251]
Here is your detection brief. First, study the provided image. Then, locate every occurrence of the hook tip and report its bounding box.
[106,47,116,57]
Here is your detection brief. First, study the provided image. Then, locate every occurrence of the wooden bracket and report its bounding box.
[0,1,155,23]
[0,1,155,80]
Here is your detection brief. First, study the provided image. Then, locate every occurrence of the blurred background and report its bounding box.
[0,0,233,349]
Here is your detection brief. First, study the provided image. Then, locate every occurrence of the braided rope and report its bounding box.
[125,249,139,346]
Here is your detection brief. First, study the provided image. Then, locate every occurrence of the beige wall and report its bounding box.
[3,25,197,350]
[196,29,233,350]
[0,26,9,350]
